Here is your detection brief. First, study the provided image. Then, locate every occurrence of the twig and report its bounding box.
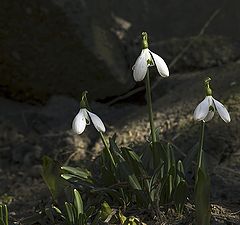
[230,210,240,215]
[107,8,221,105]
[151,8,221,91]
[107,86,145,106]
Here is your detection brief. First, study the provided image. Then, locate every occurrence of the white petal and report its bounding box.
[149,50,169,77]
[203,110,215,122]
[72,109,86,134]
[212,98,231,123]
[193,96,212,121]
[132,49,149,82]
[87,110,106,132]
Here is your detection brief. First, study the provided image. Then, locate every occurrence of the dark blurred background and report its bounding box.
[1,0,240,102]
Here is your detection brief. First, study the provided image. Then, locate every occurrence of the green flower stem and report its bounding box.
[0,204,8,225]
[197,121,205,170]
[195,121,211,225]
[145,69,156,143]
[99,132,116,167]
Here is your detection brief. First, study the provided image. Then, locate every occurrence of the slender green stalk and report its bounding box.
[195,121,211,225]
[0,205,8,225]
[145,69,156,143]
[197,121,205,170]
[99,132,116,167]
[5,205,8,225]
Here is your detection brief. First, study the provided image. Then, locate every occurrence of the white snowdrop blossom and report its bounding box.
[132,32,169,82]
[132,48,169,82]
[72,108,106,134]
[193,96,230,123]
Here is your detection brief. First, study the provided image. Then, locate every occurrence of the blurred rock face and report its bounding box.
[0,0,240,102]
[0,0,131,102]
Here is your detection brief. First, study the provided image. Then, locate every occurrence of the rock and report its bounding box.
[0,0,131,102]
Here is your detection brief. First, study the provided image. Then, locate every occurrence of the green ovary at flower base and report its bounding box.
[132,32,169,143]
[193,77,231,225]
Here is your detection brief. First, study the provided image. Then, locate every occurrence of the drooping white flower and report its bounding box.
[132,32,169,82]
[193,96,230,123]
[132,48,169,82]
[72,108,106,134]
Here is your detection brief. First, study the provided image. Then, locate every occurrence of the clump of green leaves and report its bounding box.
[50,189,95,225]
[61,134,187,214]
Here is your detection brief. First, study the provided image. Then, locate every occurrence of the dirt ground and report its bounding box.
[0,61,240,224]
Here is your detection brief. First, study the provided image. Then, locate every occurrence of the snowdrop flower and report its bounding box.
[72,108,106,134]
[132,32,169,81]
[193,78,230,123]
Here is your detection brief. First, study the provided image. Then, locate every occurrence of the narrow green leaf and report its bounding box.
[150,163,164,189]
[41,156,68,202]
[73,189,83,215]
[99,202,112,221]
[52,206,63,215]
[71,205,78,224]
[176,160,185,185]
[101,147,117,173]
[0,219,5,225]
[125,149,142,163]
[0,206,3,223]
[61,166,92,180]
[61,174,94,190]
[174,180,188,214]
[78,213,86,225]
[117,153,142,190]
[119,210,127,224]
[65,202,74,225]
[3,205,7,225]
[0,205,8,225]
[152,142,168,169]
[147,163,163,202]
[109,134,121,154]
[121,148,147,179]
[195,167,211,225]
